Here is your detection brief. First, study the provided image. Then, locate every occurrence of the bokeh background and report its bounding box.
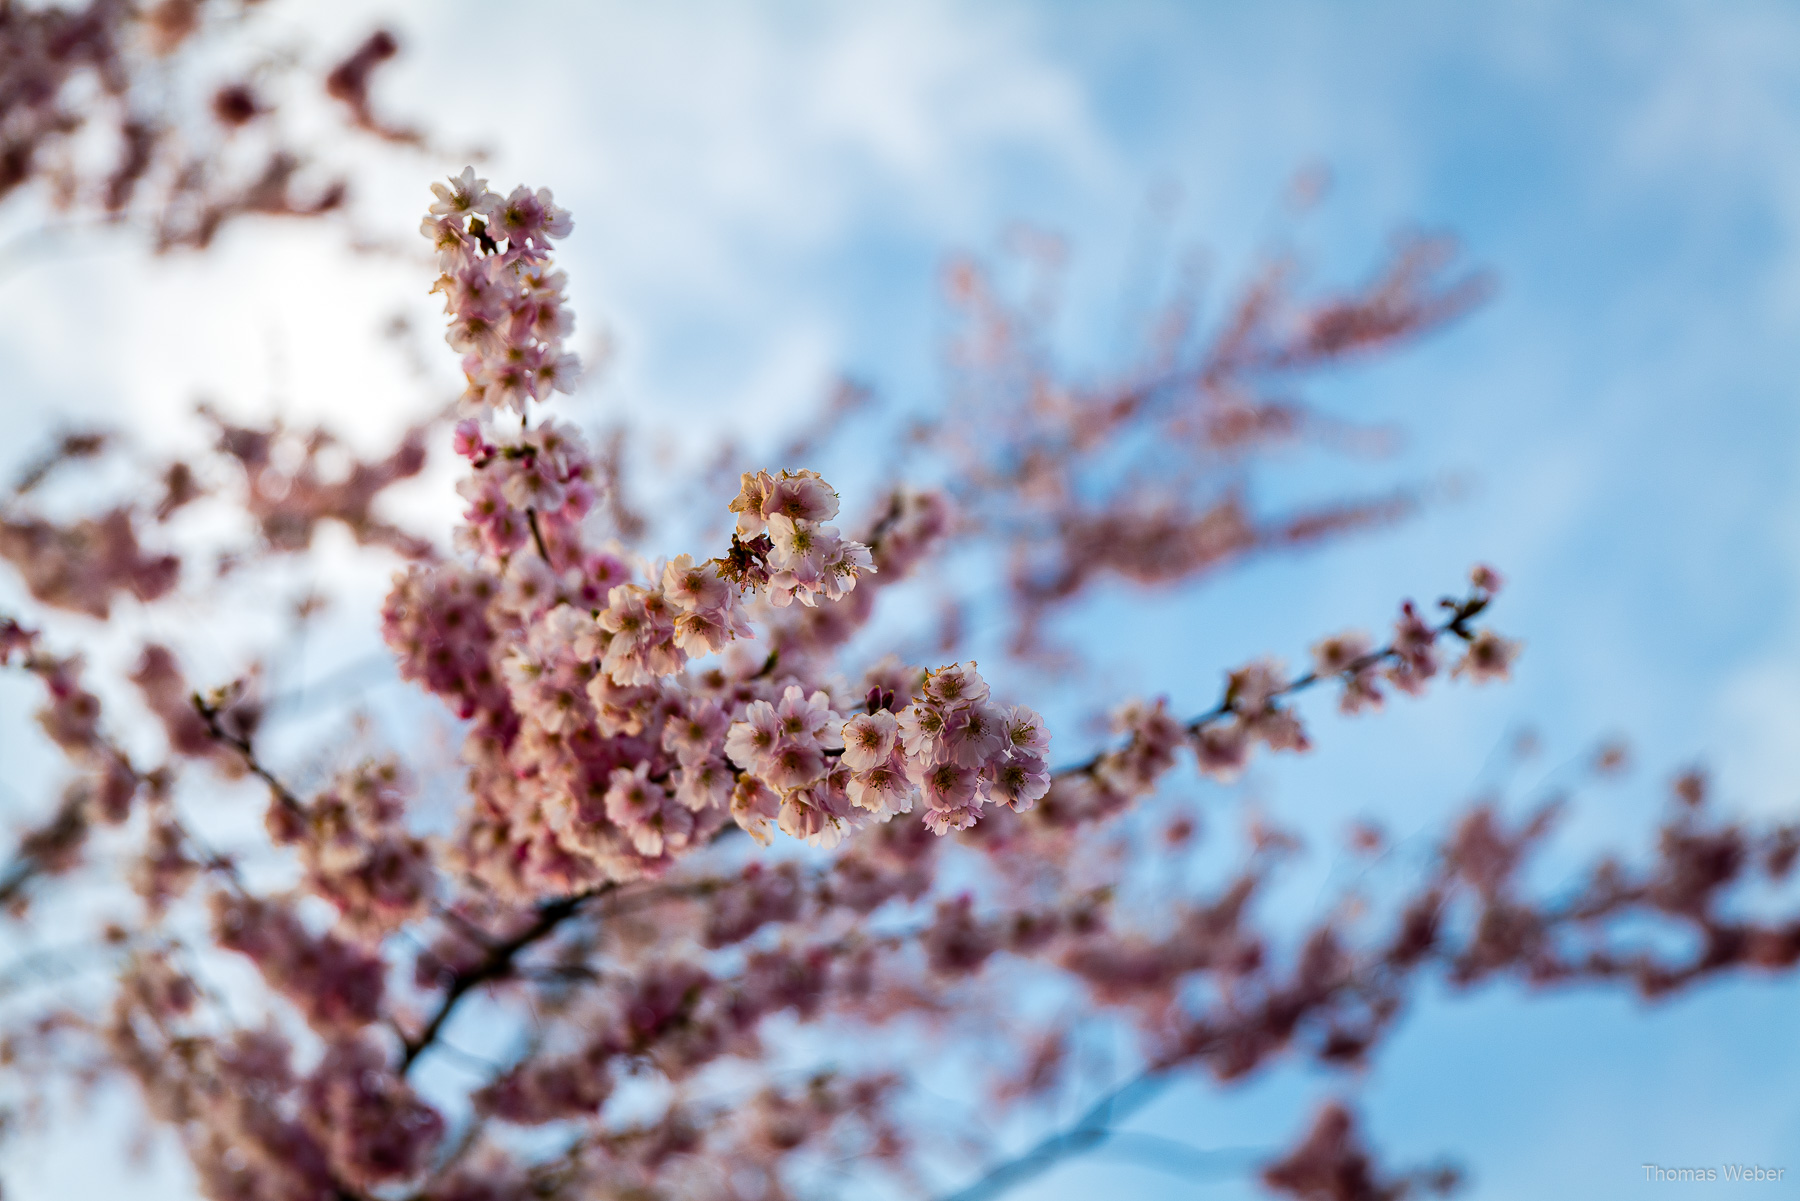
[4,1,1800,1196]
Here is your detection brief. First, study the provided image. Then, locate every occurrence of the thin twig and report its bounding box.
[1056,587,1492,776]
[192,692,306,816]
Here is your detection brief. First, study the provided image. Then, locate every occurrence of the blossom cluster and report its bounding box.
[876,663,1049,832]
[727,468,875,608]
[716,662,1051,847]
[0,508,180,619]
[372,175,906,888]
[210,893,386,1030]
[268,761,434,939]
[424,166,580,413]
[452,416,598,563]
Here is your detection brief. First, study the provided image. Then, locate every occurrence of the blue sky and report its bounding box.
[6,1,1800,1197]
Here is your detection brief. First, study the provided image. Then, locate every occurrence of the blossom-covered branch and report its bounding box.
[4,159,1782,1201]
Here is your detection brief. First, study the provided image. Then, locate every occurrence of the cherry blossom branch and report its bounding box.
[0,652,237,909]
[402,885,615,1072]
[191,691,305,818]
[1058,577,1506,779]
[404,850,802,1075]
[0,623,143,904]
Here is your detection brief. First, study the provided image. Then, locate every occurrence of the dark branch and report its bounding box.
[402,886,613,1073]
[192,691,305,816]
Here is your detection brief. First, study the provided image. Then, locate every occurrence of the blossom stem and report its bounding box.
[526,507,550,561]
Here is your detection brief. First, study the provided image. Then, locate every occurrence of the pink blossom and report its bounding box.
[673,604,751,658]
[536,351,583,395]
[1388,600,1439,696]
[1229,658,1286,713]
[1455,629,1520,683]
[604,763,691,857]
[774,685,841,746]
[499,452,568,514]
[816,536,876,602]
[1193,720,1250,781]
[1311,630,1372,677]
[841,710,899,772]
[847,755,915,818]
[763,469,839,524]
[896,703,949,762]
[663,554,730,612]
[777,780,861,849]
[1247,707,1311,753]
[921,802,982,836]
[1002,705,1050,757]
[763,741,828,791]
[942,702,1004,768]
[923,662,991,707]
[730,776,781,845]
[1471,562,1505,594]
[1339,667,1385,715]
[766,515,829,577]
[985,755,1051,810]
[491,185,572,250]
[428,166,497,219]
[499,555,558,618]
[452,419,491,461]
[662,698,729,764]
[674,757,734,812]
[917,759,980,813]
[729,470,775,537]
[422,213,478,269]
[724,700,782,774]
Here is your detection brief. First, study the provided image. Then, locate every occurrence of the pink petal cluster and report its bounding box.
[454,417,597,564]
[211,894,385,1030]
[380,183,958,881]
[425,167,579,413]
[890,663,1051,835]
[279,762,435,939]
[725,685,860,848]
[303,1037,445,1186]
[729,469,874,607]
[0,508,179,618]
